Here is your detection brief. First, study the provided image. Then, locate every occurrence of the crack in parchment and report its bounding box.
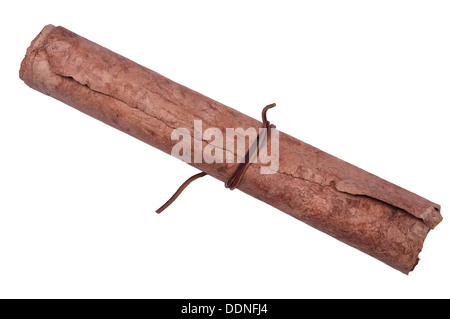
[57,72,243,162]
[255,165,431,226]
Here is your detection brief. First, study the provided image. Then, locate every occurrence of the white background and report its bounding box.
[1,1,449,298]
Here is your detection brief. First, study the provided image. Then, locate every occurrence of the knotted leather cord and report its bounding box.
[156,103,276,213]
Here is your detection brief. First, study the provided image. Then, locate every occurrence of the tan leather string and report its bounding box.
[156,103,276,213]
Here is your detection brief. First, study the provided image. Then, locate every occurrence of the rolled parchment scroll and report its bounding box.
[20,25,442,273]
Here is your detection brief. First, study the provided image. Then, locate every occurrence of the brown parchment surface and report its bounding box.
[20,25,442,273]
